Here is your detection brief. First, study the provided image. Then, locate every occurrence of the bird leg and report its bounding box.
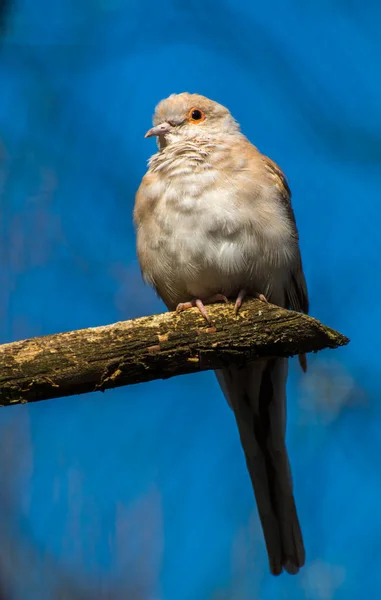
[234,289,268,314]
[176,294,228,325]
[176,289,269,323]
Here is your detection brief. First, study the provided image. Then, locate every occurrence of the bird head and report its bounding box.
[144,92,240,149]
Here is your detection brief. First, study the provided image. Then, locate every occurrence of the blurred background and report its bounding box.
[0,0,380,598]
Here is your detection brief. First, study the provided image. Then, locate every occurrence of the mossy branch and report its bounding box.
[0,299,349,407]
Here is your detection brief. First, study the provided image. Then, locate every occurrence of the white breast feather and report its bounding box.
[140,144,297,303]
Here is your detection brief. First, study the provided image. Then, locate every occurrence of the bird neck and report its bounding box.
[148,134,245,176]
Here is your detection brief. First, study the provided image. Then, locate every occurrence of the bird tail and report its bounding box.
[216,358,305,576]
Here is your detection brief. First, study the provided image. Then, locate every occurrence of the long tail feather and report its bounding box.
[216,358,305,575]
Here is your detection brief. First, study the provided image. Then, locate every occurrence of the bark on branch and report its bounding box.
[0,299,349,407]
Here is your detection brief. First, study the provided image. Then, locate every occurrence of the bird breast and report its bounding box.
[136,143,297,304]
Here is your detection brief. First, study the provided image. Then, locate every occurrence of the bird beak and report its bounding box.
[144,122,172,138]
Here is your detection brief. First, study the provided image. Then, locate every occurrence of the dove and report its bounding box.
[134,92,308,575]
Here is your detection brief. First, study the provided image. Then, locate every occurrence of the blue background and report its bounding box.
[0,1,380,598]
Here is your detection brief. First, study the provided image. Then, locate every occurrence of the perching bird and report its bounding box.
[134,92,309,576]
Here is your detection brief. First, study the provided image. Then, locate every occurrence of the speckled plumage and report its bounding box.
[134,92,309,575]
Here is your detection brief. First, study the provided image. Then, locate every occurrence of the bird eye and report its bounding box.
[188,108,205,123]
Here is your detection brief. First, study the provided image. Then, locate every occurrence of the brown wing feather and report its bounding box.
[261,155,309,314]
[261,155,309,371]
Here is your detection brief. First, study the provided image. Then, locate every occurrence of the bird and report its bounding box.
[134,92,309,576]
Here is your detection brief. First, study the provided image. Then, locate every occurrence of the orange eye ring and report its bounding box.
[187,107,205,123]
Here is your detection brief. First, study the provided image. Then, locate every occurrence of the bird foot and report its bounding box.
[234,289,268,314]
[176,294,228,325]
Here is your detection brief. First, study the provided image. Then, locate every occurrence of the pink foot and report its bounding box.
[234,289,268,314]
[176,294,228,325]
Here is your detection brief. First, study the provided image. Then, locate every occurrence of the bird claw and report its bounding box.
[256,293,268,303]
[176,299,212,324]
[176,294,228,324]
[234,289,268,314]
[177,290,268,322]
[234,289,247,314]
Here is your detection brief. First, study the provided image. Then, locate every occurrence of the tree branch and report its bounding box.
[0,300,349,406]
